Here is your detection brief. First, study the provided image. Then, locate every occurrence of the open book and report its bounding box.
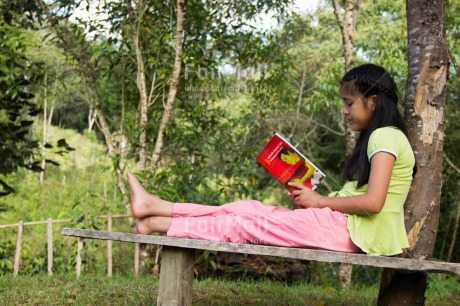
[256,133,326,192]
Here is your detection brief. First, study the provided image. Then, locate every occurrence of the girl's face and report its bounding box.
[340,85,376,131]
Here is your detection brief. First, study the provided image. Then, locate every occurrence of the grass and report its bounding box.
[0,274,458,305]
[194,278,378,305]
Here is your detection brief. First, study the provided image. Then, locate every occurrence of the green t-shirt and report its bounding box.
[329,127,415,256]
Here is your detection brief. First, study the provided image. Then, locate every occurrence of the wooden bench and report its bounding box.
[62,227,460,305]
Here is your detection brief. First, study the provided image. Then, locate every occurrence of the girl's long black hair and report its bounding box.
[341,64,407,188]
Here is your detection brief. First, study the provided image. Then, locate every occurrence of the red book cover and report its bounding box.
[256,133,326,192]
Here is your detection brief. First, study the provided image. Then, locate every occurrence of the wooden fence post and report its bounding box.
[13,221,23,276]
[0,214,131,277]
[107,213,112,277]
[47,218,53,275]
[76,237,83,276]
[134,243,140,277]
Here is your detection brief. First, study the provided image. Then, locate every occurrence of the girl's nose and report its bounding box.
[341,106,348,114]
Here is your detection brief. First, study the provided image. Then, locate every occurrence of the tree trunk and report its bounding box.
[40,74,56,183]
[332,0,359,154]
[151,0,185,168]
[90,80,115,155]
[378,0,449,304]
[332,0,362,287]
[87,106,97,132]
[126,0,149,169]
[331,0,360,73]
[40,73,48,184]
[447,198,460,262]
[134,26,149,169]
[379,269,427,305]
[445,156,460,262]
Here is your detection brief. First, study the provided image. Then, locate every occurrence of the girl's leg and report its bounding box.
[134,202,287,236]
[137,216,172,234]
[172,200,291,218]
[239,208,361,253]
[127,171,174,218]
[128,171,290,219]
[168,208,361,253]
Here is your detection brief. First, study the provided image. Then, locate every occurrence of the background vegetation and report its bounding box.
[0,0,459,292]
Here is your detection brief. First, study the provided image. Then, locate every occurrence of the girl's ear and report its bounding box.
[369,95,377,111]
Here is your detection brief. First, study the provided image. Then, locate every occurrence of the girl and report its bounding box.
[128,63,415,256]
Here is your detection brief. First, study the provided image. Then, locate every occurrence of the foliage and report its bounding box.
[0,0,42,27]
[0,125,132,275]
[0,240,14,271]
[0,1,76,196]
[0,20,44,195]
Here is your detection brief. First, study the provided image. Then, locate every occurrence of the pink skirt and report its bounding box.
[167,200,361,253]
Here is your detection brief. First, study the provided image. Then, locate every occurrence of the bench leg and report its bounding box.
[157,246,195,306]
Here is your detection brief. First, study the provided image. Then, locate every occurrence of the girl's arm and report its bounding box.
[289,152,395,215]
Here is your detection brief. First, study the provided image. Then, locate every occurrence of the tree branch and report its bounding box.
[332,0,344,30]
[445,155,460,174]
[150,0,185,168]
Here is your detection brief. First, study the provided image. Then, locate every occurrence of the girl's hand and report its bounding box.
[287,182,324,208]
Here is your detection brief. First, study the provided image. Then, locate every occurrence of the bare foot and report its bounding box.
[127,171,174,218]
[127,171,158,218]
[136,218,151,235]
[136,216,172,234]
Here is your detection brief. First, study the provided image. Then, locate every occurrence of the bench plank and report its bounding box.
[62,228,460,275]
